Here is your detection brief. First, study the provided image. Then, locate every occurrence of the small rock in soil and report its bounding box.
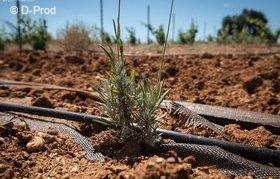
[0,137,4,144]
[155,157,164,163]
[243,76,263,95]
[26,136,45,152]
[32,97,54,108]
[167,157,176,163]
[70,164,79,173]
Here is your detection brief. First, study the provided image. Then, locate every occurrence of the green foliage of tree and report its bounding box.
[30,19,51,50]
[3,16,51,50]
[0,28,5,51]
[0,37,4,51]
[101,31,113,44]
[126,27,137,45]
[206,35,215,42]
[145,24,166,45]
[275,29,280,43]
[218,9,278,44]
[177,20,198,44]
[154,25,165,45]
[237,27,251,43]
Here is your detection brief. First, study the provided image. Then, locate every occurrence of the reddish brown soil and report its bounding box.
[0,46,279,114]
[0,45,279,178]
[1,121,256,178]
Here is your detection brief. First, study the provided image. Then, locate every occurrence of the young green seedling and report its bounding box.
[98,0,174,146]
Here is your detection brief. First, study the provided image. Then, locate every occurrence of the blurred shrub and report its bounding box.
[178,20,198,44]
[31,19,50,50]
[145,24,165,45]
[58,22,91,51]
[275,29,280,44]
[154,25,165,45]
[126,27,137,45]
[0,28,5,51]
[206,35,215,42]
[218,9,278,44]
[32,39,46,50]
[0,37,4,51]
[101,31,113,44]
[3,16,50,50]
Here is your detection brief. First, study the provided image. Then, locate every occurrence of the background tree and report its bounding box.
[178,20,198,44]
[0,36,4,51]
[145,24,166,45]
[206,35,215,42]
[102,31,113,44]
[275,29,280,43]
[2,16,51,50]
[30,19,51,50]
[126,27,137,45]
[218,9,278,44]
[0,27,6,51]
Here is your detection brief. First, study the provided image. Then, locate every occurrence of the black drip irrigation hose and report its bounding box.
[0,102,111,126]
[2,79,279,132]
[0,102,280,166]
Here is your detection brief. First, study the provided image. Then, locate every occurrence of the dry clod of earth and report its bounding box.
[243,76,263,95]
[26,136,45,152]
[223,124,277,148]
[32,96,54,108]
[64,55,85,64]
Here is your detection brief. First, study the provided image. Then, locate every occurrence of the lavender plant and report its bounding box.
[98,0,173,146]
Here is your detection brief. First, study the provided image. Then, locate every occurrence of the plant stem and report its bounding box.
[158,0,174,82]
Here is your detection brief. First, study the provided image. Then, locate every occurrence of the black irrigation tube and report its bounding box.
[2,79,279,132]
[0,102,280,166]
[0,102,111,126]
